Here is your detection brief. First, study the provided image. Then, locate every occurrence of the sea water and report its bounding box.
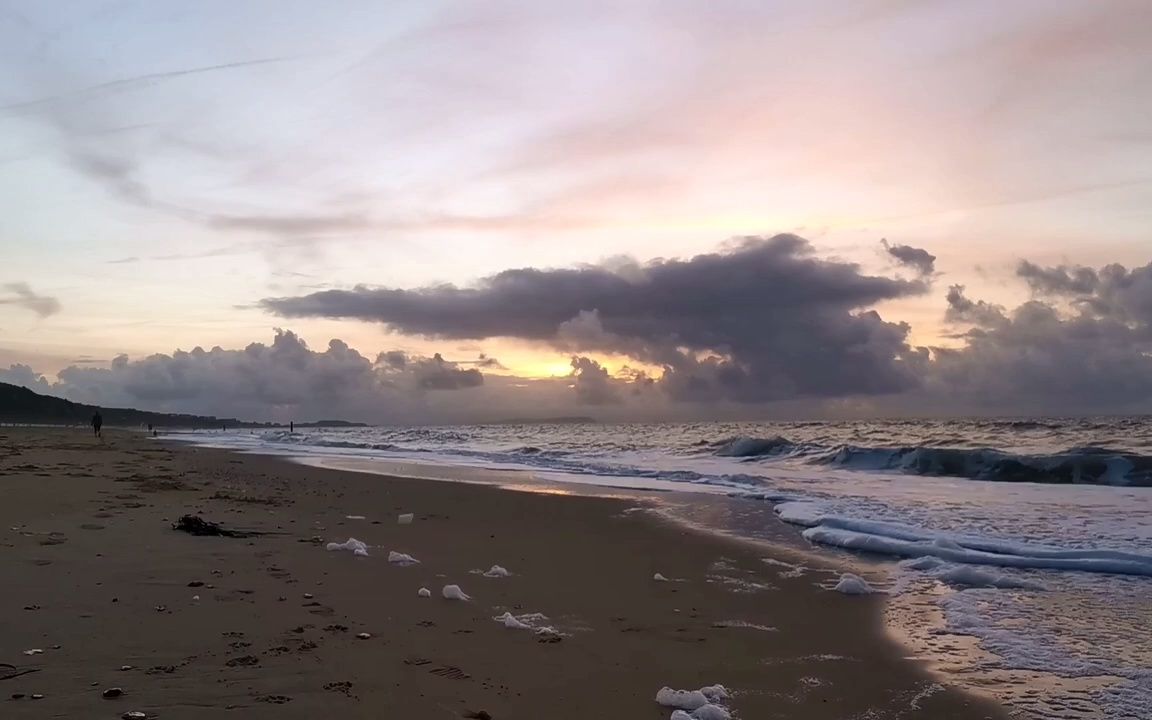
[174,417,1152,718]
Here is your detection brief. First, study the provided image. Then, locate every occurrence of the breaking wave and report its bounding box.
[710,436,1152,486]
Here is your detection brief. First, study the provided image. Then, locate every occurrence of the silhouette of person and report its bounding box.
[290,421,294,433]
[91,410,103,439]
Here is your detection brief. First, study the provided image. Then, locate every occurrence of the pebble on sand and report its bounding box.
[356,632,371,640]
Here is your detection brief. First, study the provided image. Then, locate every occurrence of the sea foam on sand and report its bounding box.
[388,551,420,565]
[833,573,875,594]
[326,538,369,556]
[483,564,511,577]
[657,685,732,719]
[442,584,471,601]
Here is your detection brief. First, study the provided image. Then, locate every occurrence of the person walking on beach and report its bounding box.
[91,410,103,439]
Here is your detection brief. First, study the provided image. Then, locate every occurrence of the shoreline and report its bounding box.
[2,428,1007,718]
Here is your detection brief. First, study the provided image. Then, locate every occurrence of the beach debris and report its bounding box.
[326,538,369,556]
[442,584,471,601]
[654,573,670,582]
[102,687,125,698]
[833,573,875,595]
[388,551,420,566]
[418,587,431,597]
[356,632,372,640]
[398,513,414,525]
[172,515,259,538]
[122,713,147,720]
[482,565,510,578]
[22,649,43,656]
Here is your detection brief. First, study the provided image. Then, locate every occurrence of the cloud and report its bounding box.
[569,356,621,405]
[926,260,1152,413]
[32,330,488,422]
[0,282,62,317]
[379,351,484,390]
[263,234,930,402]
[0,57,293,115]
[882,239,936,276]
[0,363,51,391]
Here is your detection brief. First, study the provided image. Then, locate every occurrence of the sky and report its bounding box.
[1,0,1151,423]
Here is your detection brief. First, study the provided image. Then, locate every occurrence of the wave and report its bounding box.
[776,501,1152,577]
[707,435,1152,486]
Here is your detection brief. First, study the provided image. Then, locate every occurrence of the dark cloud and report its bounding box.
[569,356,621,405]
[0,363,51,391]
[29,330,486,422]
[882,239,936,275]
[264,234,929,403]
[1016,260,1152,323]
[944,285,1006,327]
[379,352,484,390]
[926,260,1152,413]
[0,282,62,317]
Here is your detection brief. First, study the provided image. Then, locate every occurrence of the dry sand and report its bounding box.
[0,428,1007,719]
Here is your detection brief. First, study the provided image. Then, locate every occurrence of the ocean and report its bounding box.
[175,417,1152,718]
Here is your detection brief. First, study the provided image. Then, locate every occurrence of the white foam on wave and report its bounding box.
[777,501,1152,577]
[900,556,1046,590]
[388,551,420,565]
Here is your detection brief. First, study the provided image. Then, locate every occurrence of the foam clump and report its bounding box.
[326,538,369,557]
[493,612,532,630]
[699,685,730,702]
[834,573,875,594]
[654,573,670,582]
[655,687,709,711]
[417,587,431,598]
[398,513,414,525]
[483,565,511,578]
[442,584,471,601]
[691,704,731,720]
[388,551,420,566]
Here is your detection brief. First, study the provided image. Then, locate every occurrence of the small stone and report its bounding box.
[103,687,125,698]
[303,593,314,599]
[120,665,133,671]
[356,632,371,640]
[22,648,43,655]
[31,694,44,700]
[187,581,204,588]
[11,693,25,699]
[192,595,200,601]
[51,644,61,649]
[122,712,147,720]
[154,605,166,612]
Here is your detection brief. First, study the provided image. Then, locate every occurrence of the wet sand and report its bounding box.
[0,428,1007,718]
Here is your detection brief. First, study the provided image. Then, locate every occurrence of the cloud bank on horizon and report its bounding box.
[6,235,1152,422]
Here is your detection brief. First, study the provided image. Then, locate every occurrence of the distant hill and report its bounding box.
[0,381,274,429]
